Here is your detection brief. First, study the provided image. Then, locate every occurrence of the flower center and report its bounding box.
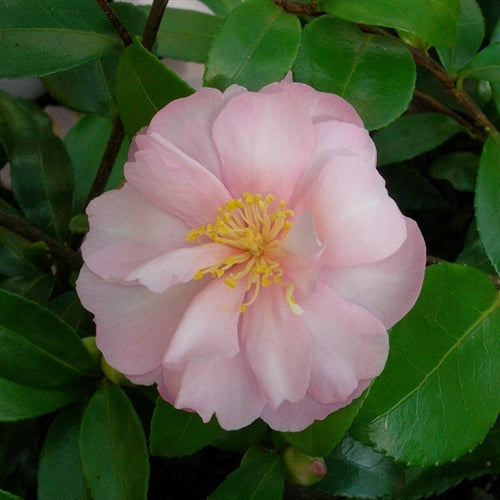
[187,193,302,314]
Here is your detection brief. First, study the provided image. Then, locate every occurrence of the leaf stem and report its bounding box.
[94,0,133,46]
[142,0,170,51]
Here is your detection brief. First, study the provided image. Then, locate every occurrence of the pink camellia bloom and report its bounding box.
[76,81,426,431]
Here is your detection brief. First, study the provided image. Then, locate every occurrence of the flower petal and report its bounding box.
[76,266,203,378]
[126,132,230,226]
[323,218,426,328]
[261,81,364,126]
[163,278,245,367]
[212,90,315,201]
[241,286,312,409]
[82,183,189,280]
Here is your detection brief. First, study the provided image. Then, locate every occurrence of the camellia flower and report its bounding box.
[76,80,426,431]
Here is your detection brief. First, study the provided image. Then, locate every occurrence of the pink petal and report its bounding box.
[212,90,315,201]
[124,243,237,293]
[82,183,189,280]
[163,278,245,367]
[241,286,312,409]
[300,155,407,267]
[125,132,230,226]
[300,281,388,404]
[162,354,266,430]
[261,81,364,126]
[76,266,204,378]
[323,218,426,328]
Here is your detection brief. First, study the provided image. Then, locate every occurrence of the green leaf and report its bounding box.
[476,136,500,274]
[436,0,485,75]
[0,489,23,500]
[208,448,285,500]
[0,289,98,389]
[293,17,415,130]
[457,221,497,275]
[80,385,150,500]
[150,398,222,457]
[0,0,122,78]
[1,273,56,306]
[64,114,127,215]
[282,392,367,457]
[48,292,94,338]
[429,151,479,191]
[212,419,269,452]
[318,0,460,47]
[204,0,301,91]
[155,8,222,63]
[374,113,464,166]
[116,37,194,136]
[199,0,242,16]
[38,405,91,500]
[459,42,500,85]
[352,264,500,466]
[10,136,73,241]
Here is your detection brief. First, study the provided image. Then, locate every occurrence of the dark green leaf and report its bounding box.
[150,398,222,457]
[374,113,464,166]
[156,9,222,63]
[116,37,194,136]
[352,264,500,466]
[0,0,122,78]
[475,135,500,274]
[48,291,94,338]
[199,0,243,16]
[212,419,269,452]
[293,17,415,130]
[38,405,91,500]
[10,136,73,241]
[459,42,500,84]
[429,151,479,191]
[318,0,460,47]
[282,392,366,457]
[1,273,56,305]
[208,448,285,500]
[436,0,485,75]
[0,489,23,500]
[0,289,98,389]
[457,221,497,275]
[80,385,150,500]
[204,0,301,91]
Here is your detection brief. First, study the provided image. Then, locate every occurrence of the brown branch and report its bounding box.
[95,0,133,46]
[0,209,83,271]
[273,0,324,16]
[142,0,169,51]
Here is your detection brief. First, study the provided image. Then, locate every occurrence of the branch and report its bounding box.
[273,0,324,16]
[0,209,83,271]
[142,0,169,51]
[95,0,133,46]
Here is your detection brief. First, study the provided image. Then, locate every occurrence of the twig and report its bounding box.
[0,209,83,271]
[142,0,169,51]
[273,0,324,16]
[95,0,133,46]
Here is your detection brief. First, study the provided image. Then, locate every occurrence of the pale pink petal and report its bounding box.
[162,354,266,430]
[212,91,315,201]
[241,286,312,409]
[124,243,237,293]
[76,266,204,378]
[323,218,426,328]
[126,132,230,226]
[82,183,189,280]
[163,279,245,367]
[299,281,388,404]
[261,81,363,126]
[299,155,407,267]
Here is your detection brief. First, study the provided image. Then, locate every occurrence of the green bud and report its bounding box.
[81,336,102,365]
[101,356,133,386]
[282,446,327,486]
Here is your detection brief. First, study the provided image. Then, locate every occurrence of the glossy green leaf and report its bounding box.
[429,151,479,191]
[459,42,500,85]
[116,37,194,136]
[457,221,497,275]
[318,0,459,47]
[0,289,98,389]
[150,398,223,457]
[0,0,122,78]
[352,264,500,466]
[38,405,90,500]
[199,0,244,16]
[204,0,301,91]
[476,136,500,274]
[374,113,464,166]
[64,114,127,215]
[80,385,150,500]
[10,136,73,241]
[282,393,366,457]
[155,8,222,63]
[293,17,415,130]
[48,291,94,338]
[1,273,56,305]
[436,0,485,75]
[208,448,285,499]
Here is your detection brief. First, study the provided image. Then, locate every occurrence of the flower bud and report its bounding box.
[282,446,327,486]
